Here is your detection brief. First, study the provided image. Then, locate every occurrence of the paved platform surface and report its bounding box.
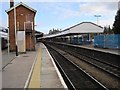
[55,42,120,55]
[40,43,65,88]
[2,43,66,89]
[2,51,36,88]
[83,44,120,55]
[2,52,15,68]
[28,43,65,88]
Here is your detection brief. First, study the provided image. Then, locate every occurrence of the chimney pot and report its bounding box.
[10,0,14,8]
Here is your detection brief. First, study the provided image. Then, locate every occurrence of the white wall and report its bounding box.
[17,31,26,53]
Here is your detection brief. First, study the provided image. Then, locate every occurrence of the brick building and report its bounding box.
[6,2,37,52]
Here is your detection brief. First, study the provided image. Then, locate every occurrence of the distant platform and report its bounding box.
[53,42,120,56]
[81,44,120,55]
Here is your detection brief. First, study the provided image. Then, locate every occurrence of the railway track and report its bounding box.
[45,43,120,89]
[51,42,119,68]
[46,44,107,89]
[51,43,120,79]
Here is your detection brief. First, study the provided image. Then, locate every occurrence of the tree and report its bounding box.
[108,25,114,34]
[49,30,52,34]
[48,28,61,34]
[103,25,114,34]
[103,26,107,34]
[113,9,120,34]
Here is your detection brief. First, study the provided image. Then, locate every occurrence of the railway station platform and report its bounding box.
[82,44,120,55]
[2,43,66,89]
[54,42,120,55]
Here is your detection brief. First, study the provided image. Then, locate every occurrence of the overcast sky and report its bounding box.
[0,0,119,34]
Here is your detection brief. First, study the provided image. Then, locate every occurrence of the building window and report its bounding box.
[26,14,32,22]
[17,22,19,31]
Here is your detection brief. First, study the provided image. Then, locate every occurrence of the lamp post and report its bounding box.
[7,27,10,54]
[14,5,18,56]
[94,15,101,25]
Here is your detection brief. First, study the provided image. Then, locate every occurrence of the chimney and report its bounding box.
[10,0,14,8]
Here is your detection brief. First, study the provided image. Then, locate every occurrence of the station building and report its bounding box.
[6,2,37,52]
[43,22,104,45]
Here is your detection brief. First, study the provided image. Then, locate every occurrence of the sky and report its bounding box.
[0,0,120,34]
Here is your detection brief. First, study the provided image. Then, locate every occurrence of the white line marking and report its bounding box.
[24,47,39,88]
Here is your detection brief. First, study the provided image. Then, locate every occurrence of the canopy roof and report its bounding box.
[43,22,104,39]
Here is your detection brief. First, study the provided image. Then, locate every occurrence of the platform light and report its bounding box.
[94,15,101,25]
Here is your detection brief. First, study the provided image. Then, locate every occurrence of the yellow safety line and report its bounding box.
[28,47,41,88]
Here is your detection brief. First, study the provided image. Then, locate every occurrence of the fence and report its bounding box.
[94,34,120,49]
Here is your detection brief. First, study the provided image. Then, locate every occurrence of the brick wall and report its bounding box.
[8,5,36,51]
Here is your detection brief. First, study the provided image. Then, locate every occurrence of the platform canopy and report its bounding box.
[43,22,104,39]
